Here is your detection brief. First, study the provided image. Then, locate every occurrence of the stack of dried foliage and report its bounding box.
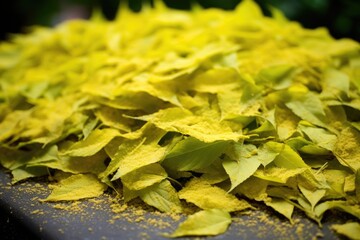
[0,0,359,238]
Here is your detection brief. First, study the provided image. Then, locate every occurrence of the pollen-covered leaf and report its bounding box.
[111,142,167,181]
[121,163,167,191]
[356,170,360,201]
[254,166,307,184]
[167,209,231,238]
[100,138,145,180]
[0,0,359,236]
[233,176,268,201]
[60,128,120,157]
[178,178,252,212]
[334,127,360,172]
[274,105,300,141]
[44,173,107,201]
[331,222,360,240]
[134,108,244,142]
[191,68,240,93]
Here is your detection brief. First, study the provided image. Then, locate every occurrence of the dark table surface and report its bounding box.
[0,169,348,240]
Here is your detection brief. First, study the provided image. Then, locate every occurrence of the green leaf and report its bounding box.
[314,201,360,220]
[167,209,231,238]
[286,92,327,128]
[257,142,281,166]
[256,64,295,90]
[197,158,229,184]
[286,136,330,155]
[266,186,299,200]
[233,176,268,201]
[266,142,308,169]
[223,144,261,191]
[28,145,108,175]
[299,185,326,211]
[139,180,182,213]
[0,147,32,170]
[321,68,350,100]
[223,157,260,192]
[299,124,337,152]
[162,137,230,171]
[11,166,48,184]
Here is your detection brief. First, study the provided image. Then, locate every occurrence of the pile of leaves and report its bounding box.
[0,0,360,238]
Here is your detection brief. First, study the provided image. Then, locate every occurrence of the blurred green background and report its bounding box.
[0,0,359,41]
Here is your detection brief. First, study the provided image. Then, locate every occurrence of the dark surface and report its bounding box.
[0,203,38,240]
[0,169,349,240]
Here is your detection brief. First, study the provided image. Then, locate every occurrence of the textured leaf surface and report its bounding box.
[178,178,251,212]
[163,137,230,171]
[168,209,231,237]
[121,163,167,190]
[331,222,360,240]
[139,180,182,213]
[44,174,107,201]
[60,128,119,157]
[0,0,359,238]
